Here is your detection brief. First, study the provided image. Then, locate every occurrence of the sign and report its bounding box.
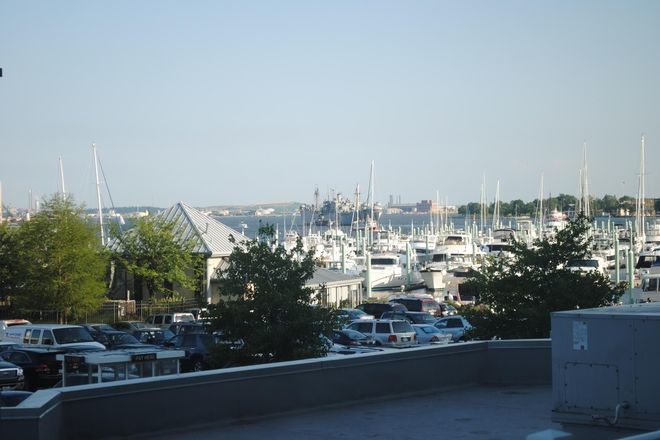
[64,355,84,371]
[572,321,588,351]
[131,353,157,362]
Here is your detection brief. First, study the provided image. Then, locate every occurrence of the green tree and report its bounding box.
[0,222,21,300]
[207,225,335,366]
[461,214,622,339]
[109,216,202,300]
[600,194,619,214]
[12,195,108,322]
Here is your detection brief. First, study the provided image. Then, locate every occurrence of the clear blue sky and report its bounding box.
[1,0,658,209]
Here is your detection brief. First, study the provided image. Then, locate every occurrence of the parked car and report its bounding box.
[0,342,18,353]
[169,322,207,335]
[111,321,152,332]
[0,358,24,390]
[412,324,452,345]
[1,324,106,351]
[356,302,407,318]
[183,308,208,321]
[439,303,458,316]
[145,313,196,329]
[130,328,175,346]
[433,315,473,342]
[336,308,374,326]
[345,319,417,348]
[164,333,217,372]
[0,348,62,391]
[380,311,438,325]
[80,323,115,333]
[90,330,155,350]
[331,329,377,347]
[388,296,443,317]
[0,319,31,340]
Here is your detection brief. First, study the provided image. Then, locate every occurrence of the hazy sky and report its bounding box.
[1,1,658,209]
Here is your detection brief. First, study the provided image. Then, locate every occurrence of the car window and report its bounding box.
[31,329,42,344]
[7,352,30,363]
[164,316,172,324]
[392,321,413,333]
[435,320,448,328]
[447,318,463,328]
[354,322,372,334]
[53,327,94,343]
[42,330,54,345]
[154,316,163,324]
[23,329,32,344]
[375,323,390,334]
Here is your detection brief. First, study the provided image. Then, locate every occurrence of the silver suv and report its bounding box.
[346,319,417,348]
[145,313,196,329]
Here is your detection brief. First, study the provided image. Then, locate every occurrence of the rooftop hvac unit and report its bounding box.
[552,303,660,431]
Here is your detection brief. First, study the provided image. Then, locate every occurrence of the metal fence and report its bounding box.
[0,299,203,325]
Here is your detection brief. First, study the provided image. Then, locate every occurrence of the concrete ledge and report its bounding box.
[0,339,551,440]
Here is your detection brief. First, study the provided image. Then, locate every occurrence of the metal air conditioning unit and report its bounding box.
[552,303,660,431]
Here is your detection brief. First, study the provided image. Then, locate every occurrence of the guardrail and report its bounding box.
[0,340,551,440]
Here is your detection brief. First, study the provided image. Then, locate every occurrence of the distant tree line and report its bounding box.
[457,194,657,217]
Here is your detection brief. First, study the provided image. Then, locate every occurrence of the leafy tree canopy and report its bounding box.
[0,221,21,300]
[207,225,335,366]
[461,214,622,339]
[10,195,108,322]
[109,216,202,299]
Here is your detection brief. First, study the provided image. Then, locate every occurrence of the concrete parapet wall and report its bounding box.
[0,340,551,440]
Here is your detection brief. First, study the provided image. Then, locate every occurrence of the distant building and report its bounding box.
[306,268,364,308]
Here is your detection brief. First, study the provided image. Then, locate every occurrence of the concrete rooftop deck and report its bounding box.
[130,384,642,440]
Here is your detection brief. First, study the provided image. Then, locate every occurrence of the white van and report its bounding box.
[0,324,105,350]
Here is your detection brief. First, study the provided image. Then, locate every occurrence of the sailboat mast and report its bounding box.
[537,173,544,229]
[369,160,375,224]
[92,144,105,246]
[59,156,66,200]
[637,134,646,240]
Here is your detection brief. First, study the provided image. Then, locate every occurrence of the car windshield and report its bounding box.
[416,314,438,324]
[342,329,367,339]
[347,309,368,318]
[53,328,94,344]
[421,326,440,334]
[176,314,195,323]
[137,330,167,343]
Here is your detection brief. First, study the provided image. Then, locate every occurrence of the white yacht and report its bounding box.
[362,253,424,292]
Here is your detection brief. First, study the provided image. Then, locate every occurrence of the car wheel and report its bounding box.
[192,358,205,372]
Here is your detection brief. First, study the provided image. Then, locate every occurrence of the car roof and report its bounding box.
[352,319,410,323]
[2,347,66,354]
[7,324,83,329]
